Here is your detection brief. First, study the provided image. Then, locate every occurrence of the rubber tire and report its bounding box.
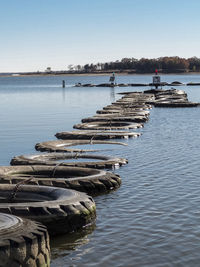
[96,109,150,116]
[154,102,199,107]
[81,115,148,123]
[10,153,128,169]
[102,105,148,111]
[73,121,143,130]
[0,165,121,196]
[95,110,150,117]
[0,184,96,235]
[55,130,141,140]
[0,213,50,267]
[35,139,127,153]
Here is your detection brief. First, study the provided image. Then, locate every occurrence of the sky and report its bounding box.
[0,0,200,72]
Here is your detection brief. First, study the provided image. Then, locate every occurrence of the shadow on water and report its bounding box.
[62,87,66,102]
[110,87,115,102]
[50,223,96,260]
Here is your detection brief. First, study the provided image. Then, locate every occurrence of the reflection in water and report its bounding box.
[110,87,115,102]
[62,87,66,102]
[51,223,96,260]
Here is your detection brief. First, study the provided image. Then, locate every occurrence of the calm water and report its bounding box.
[0,74,200,266]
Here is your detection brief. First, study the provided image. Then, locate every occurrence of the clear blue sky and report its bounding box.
[0,0,200,72]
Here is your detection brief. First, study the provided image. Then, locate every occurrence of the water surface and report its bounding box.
[0,74,200,266]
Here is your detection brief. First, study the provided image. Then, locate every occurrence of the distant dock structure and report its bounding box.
[74,69,200,88]
[109,72,116,87]
[152,69,161,89]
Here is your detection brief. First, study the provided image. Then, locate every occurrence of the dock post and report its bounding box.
[62,80,65,88]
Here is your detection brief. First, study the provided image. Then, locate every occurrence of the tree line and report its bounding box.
[72,57,200,73]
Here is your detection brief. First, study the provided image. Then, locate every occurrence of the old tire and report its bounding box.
[81,115,148,123]
[11,153,128,169]
[0,184,96,235]
[0,213,50,267]
[0,165,122,195]
[154,102,199,107]
[73,121,143,130]
[55,130,141,140]
[35,139,127,153]
[96,109,150,116]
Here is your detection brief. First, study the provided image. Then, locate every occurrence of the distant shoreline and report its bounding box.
[1,71,200,78]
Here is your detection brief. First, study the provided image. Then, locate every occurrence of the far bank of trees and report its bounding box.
[73,57,200,74]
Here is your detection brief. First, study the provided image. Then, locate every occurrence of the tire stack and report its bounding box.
[144,88,200,107]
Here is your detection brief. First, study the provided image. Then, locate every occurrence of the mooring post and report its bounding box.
[152,69,161,89]
[109,72,116,87]
[62,80,65,88]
